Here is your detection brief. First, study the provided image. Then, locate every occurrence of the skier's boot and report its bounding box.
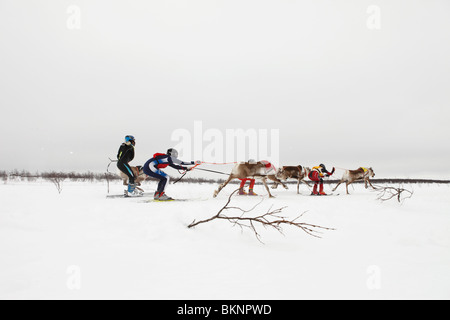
[318,183,327,196]
[154,191,160,200]
[128,190,142,197]
[238,188,248,195]
[127,183,141,197]
[157,192,173,201]
[128,183,136,193]
[248,188,258,196]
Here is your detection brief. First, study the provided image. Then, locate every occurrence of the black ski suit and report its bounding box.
[117,143,135,184]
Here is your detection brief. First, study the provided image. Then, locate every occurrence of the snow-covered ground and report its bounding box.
[0,179,449,300]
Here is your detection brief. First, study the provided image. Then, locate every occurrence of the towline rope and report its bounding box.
[200,161,238,165]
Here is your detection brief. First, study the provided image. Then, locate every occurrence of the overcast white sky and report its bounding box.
[1,0,449,178]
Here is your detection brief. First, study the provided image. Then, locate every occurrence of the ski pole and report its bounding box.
[194,167,230,176]
[173,163,201,184]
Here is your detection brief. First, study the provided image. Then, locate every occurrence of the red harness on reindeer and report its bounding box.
[238,160,276,196]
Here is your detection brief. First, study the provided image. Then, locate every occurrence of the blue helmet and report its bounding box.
[125,135,135,145]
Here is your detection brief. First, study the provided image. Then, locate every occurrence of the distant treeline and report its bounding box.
[1,170,115,182]
[0,170,222,184]
[0,170,449,185]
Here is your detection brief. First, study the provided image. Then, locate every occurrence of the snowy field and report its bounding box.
[0,179,449,300]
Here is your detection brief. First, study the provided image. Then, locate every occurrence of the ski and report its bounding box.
[106,194,151,199]
[143,198,209,203]
[148,199,186,202]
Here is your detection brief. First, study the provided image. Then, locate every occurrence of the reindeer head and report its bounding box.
[276,167,286,179]
[304,167,311,176]
[368,167,375,178]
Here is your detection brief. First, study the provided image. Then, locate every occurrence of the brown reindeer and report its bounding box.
[332,167,375,194]
[118,166,147,192]
[213,162,284,198]
[273,166,311,194]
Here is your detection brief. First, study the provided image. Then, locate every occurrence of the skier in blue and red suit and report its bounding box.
[143,148,200,201]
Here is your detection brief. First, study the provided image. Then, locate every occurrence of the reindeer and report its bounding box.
[332,167,375,194]
[213,162,285,198]
[272,166,311,194]
[118,166,147,192]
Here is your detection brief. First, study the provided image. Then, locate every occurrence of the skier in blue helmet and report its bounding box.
[117,135,139,196]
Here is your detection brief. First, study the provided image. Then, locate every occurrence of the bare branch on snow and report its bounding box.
[373,185,413,203]
[188,189,335,243]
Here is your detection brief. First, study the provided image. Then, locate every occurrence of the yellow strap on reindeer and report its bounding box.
[361,167,368,172]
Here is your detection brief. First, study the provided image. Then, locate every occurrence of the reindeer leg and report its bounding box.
[269,176,280,189]
[277,179,288,190]
[269,175,287,190]
[297,179,300,194]
[213,176,234,198]
[346,182,350,195]
[332,180,343,192]
[302,180,312,188]
[262,178,274,198]
[368,179,376,189]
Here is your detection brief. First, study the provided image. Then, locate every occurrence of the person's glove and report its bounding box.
[183,167,191,171]
[194,160,202,165]
[326,167,335,177]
